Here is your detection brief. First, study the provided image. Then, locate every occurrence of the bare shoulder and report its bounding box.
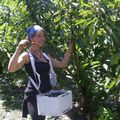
[46,54,62,67]
[20,51,29,64]
[46,54,55,61]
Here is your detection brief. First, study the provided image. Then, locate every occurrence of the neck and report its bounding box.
[29,46,42,54]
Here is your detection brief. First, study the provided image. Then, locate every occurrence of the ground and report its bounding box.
[0,100,72,120]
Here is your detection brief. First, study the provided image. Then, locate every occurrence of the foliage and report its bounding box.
[0,0,120,119]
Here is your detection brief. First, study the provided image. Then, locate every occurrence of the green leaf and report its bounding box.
[54,15,61,22]
[84,18,97,27]
[91,61,100,66]
[79,10,92,16]
[71,2,78,7]
[91,61,100,68]
[75,19,85,25]
[116,65,120,73]
[110,53,120,65]
[108,80,116,89]
[102,0,115,4]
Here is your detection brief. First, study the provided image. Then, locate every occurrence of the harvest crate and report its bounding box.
[37,90,72,116]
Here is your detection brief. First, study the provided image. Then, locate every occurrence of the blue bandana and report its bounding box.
[26,25,44,40]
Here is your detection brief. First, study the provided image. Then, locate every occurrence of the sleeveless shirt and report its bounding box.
[24,52,52,98]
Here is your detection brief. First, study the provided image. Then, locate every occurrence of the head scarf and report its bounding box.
[26,25,44,40]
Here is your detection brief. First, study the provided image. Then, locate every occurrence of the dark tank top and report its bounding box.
[24,52,52,98]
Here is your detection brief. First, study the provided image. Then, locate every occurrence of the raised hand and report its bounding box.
[17,39,31,50]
